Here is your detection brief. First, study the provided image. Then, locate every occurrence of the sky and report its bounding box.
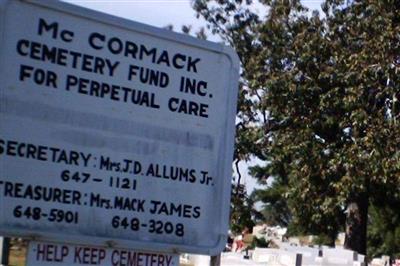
[63,0,324,33]
[62,0,324,194]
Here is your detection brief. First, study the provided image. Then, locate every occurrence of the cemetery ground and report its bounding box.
[8,239,26,266]
[5,227,400,266]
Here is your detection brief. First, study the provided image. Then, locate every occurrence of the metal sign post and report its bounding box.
[0,237,10,266]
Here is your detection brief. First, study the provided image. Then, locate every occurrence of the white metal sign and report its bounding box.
[0,0,239,255]
[27,241,179,266]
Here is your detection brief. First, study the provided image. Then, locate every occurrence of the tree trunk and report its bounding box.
[344,194,368,255]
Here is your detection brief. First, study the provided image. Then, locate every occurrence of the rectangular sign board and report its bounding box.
[0,0,239,255]
[27,241,179,266]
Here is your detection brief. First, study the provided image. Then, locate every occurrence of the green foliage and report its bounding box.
[230,184,264,234]
[313,234,337,246]
[193,0,400,257]
[368,200,400,258]
[253,179,291,227]
[249,236,271,249]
